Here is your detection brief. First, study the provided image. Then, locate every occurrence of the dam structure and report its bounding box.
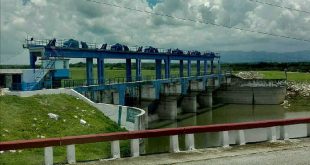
[18,38,224,124]
[1,38,286,128]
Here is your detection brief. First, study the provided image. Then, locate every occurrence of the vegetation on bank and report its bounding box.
[0,94,129,165]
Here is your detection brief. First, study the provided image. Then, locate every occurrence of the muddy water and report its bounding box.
[144,104,310,154]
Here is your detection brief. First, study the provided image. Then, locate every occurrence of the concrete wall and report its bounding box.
[190,81,205,91]
[231,78,286,87]
[161,83,182,95]
[214,87,286,105]
[141,85,156,100]
[181,95,197,113]
[4,88,146,131]
[157,99,178,120]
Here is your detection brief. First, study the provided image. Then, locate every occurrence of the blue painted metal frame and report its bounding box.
[126,59,132,82]
[155,59,162,79]
[41,47,218,61]
[196,60,200,76]
[204,60,208,75]
[187,60,191,77]
[136,59,142,81]
[97,58,104,84]
[179,60,184,77]
[164,59,170,79]
[86,58,93,85]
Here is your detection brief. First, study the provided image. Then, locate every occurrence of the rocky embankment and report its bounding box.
[286,82,310,98]
[235,71,310,109]
[235,71,263,79]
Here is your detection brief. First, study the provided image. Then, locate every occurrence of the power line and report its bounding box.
[85,0,310,43]
[248,0,310,14]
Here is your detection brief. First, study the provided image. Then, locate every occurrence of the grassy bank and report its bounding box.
[258,71,310,82]
[0,94,129,165]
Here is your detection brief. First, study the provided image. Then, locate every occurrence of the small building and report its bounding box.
[0,58,70,91]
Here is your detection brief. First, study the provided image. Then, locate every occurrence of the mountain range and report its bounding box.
[220,50,310,63]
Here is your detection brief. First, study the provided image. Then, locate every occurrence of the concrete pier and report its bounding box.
[162,83,182,96]
[181,95,197,113]
[141,85,156,100]
[157,99,178,120]
[190,81,205,91]
[197,92,213,108]
[215,87,286,105]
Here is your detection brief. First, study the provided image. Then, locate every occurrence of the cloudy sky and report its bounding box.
[1,0,310,64]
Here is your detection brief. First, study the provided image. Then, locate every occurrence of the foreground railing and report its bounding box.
[1,118,309,165]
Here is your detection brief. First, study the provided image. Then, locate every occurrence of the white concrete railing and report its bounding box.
[1,118,309,165]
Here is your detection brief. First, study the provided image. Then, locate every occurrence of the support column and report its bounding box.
[236,130,246,145]
[136,59,142,81]
[196,60,200,76]
[267,126,277,142]
[44,147,53,165]
[66,145,76,164]
[221,131,230,148]
[126,59,132,82]
[180,60,184,77]
[204,60,208,75]
[131,139,140,157]
[30,53,37,69]
[210,60,214,74]
[170,135,180,153]
[164,59,170,79]
[155,59,162,79]
[181,95,197,113]
[118,85,126,105]
[97,58,104,84]
[280,126,289,140]
[187,60,191,77]
[197,91,212,108]
[111,140,121,159]
[185,134,195,151]
[86,58,93,85]
[218,58,221,74]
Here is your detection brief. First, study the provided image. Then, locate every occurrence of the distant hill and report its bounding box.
[220,50,310,63]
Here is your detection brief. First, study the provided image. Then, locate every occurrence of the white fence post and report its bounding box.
[185,134,195,151]
[44,147,53,165]
[131,139,140,157]
[66,145,76,164]
[111,140,120,159]
[169,135,180,153]
[236,130,246,145]
[280,126,289,140]
[267,126,277,142]
[221,131,229,147]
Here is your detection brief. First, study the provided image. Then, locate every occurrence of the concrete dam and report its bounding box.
[80,76,287,128]
[14,38,287,129]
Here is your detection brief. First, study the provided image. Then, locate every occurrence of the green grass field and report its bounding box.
[0,94,129,165]
[258,71,310,82]
[69,67,309,82]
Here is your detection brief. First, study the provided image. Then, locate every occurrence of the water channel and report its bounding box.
[144,101,310,154]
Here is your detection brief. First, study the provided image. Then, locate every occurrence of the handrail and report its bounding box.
[1,117,309,151]
[24,38,220,57]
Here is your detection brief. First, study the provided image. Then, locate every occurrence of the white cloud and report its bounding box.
[0,0,310,64]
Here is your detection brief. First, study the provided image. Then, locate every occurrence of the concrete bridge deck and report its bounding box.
[79,138,310,165]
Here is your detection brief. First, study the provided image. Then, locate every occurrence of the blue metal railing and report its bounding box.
[24,38,220,57]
